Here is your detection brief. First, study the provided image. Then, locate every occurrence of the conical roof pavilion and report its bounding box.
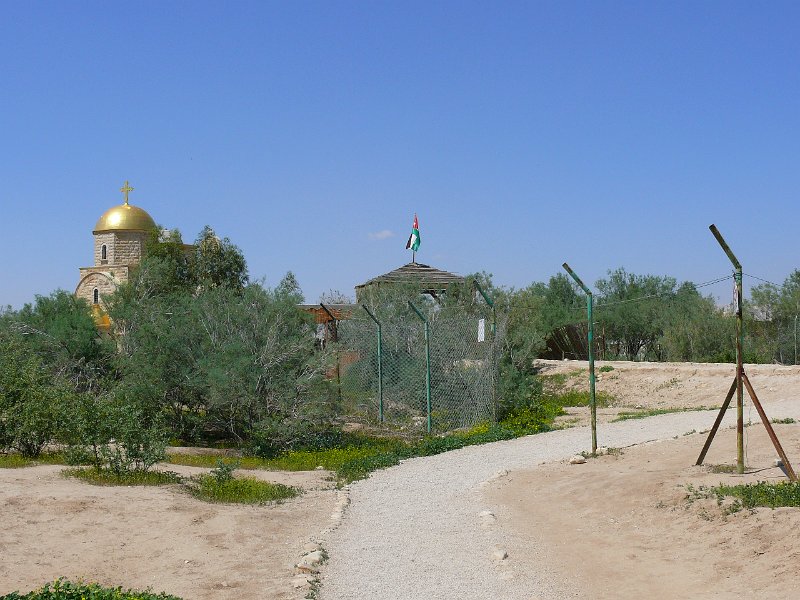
[355,262,465,299]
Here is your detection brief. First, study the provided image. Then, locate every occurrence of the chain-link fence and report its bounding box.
[331,303,506,433]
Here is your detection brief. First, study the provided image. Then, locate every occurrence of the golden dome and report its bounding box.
[94,203,157,233]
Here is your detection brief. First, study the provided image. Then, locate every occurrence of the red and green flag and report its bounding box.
[405,214,421,252]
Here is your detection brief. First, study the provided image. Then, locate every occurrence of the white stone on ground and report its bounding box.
[492,548,508,561]
[296,550,325,573]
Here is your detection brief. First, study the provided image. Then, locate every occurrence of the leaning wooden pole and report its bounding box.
[709,224,745,474]
[742,373,797,481]
[696,378,737,466]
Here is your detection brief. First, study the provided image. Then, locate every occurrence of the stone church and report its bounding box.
[75,181,156,310]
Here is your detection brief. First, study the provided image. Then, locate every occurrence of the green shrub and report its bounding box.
[209,458,239,484]
[0,578,182,599]
[246,418,351,458]
[190,473,299,504]
[499,404,561,435]
[335,425,521,483]
[63,394,169,475]
[713,481,800,509]
[599,365,614,372]
[62,468,182,486]
[264,443,406,472]
[100,405,169,475]
[0,452,67,469]
[495,362,543,421]
[0,454,34,468]
[612,406,709,421]
[336,451,410,482]
[0,335,71,458]
[546,389,614,408]
[167,453,261,469]
[416,435,469,456]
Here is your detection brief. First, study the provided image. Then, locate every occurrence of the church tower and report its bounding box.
[75,181,157,310]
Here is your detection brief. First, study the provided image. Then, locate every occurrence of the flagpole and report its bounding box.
[412,250,416,264]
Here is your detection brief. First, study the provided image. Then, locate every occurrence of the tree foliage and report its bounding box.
[0,332,72,457]
[9,218,800,463]
[106,232,325,443]
[750,269,800,363]
[659,283,734,362]
[14,291,114,392]
[594,268,677,359]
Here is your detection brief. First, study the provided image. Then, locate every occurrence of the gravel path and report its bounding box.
[319,397,800,600]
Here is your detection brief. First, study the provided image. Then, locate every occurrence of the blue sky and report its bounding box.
[2,1,798,307]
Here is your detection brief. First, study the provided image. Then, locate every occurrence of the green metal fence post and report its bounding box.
[319,303,342,408]
[409,300,432,433]
[473,280,496,336]
[562,262,597,455]
[362,305,384,423]
[473,279,498,420]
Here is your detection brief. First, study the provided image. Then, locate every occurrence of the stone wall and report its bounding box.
[75,267,129,306]
[92,231,147,267]
[93,232,114,266]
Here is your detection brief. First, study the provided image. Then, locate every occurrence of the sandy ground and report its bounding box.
[0,464,341,599]
[538,359,800,425]
[484,360,800,600]
[485,424,800,600]
[3,361,800,599]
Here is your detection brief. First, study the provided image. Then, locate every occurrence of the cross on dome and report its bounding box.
[120,180,134,205]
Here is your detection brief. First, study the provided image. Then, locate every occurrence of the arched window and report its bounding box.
[93,288,99,305]
[101,244,107,261]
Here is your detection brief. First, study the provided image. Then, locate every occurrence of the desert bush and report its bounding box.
[713,481,800,510]
[0,453,68,469]
[337,424,526,483]
[259,443,407,472]
[336,451,408,482]
[63,392,169,475]
[546,389,614,408]
[209,458,239,484]
[495,361,544,421]
[101,402,169,474]
[62,468,181,486]
[0,334,71,457]
[190,473,299,504]
[246,418,352,458]
[15,290,115,393]
[1,578,182,599]
[108,266,329,442]
[498,405,560,435]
